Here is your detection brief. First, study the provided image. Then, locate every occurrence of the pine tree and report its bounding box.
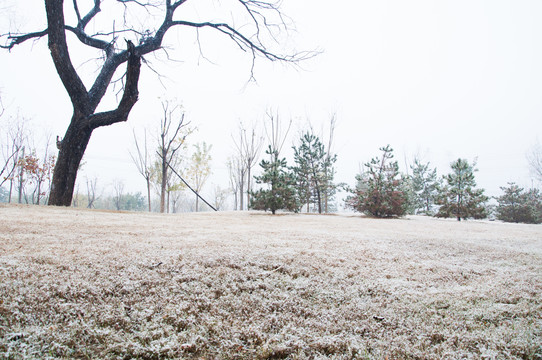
[292,132,337,213]
[250,146,298,214]
[410,158,439,215]
[435,158,488,221]
[525,188,542,223]
[496,183,542,224]
[346,145,409,217]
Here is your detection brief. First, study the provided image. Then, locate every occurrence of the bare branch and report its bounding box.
[1,30,48,50]
[87,40,141,129]
[73,0,82,23]
[527,141,542,183]
[66,26,112,53]
[45,0,89,111]
[79,0,102,30]
[117,0,161,8]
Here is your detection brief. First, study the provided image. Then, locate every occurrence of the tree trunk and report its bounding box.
[8,179,13,203]
[48,118,93,206]
[239,182,244,211]
[18,147,24,204]
[160,150,167,213]
[36,179,42,205]
[247,168,251,210]
[167,189,170,213]
[146,177,151,212]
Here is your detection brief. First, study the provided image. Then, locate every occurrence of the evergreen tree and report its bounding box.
[250,146,298,214]
[435,158,488,221]
[496,183,542,223]
[410,158,439,215]
[292,132,337,213]
[525,188,542,223]
[346,145,409,217]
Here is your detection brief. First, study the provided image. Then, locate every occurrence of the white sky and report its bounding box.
[1,0,542,203]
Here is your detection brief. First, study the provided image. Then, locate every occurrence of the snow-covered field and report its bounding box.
[0,204,540,359]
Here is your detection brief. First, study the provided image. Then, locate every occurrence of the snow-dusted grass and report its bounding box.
[0,204,540,359]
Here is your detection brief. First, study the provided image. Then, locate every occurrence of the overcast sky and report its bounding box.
[1,0,542,205]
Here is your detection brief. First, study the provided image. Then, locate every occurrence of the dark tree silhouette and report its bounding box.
[2,0,310,206]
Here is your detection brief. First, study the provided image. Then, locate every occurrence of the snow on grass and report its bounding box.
[0,204,541,359]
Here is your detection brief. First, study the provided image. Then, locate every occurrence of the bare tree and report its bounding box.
[157,100,190,213]
[86,177,99,209]
[264,110,292,160]
[232,122,263,210]
[527,141,542,184]
[2,0,312,206]
[323,114,338,213]
[227,156,243,210]
[130,129,153,211]
[113,179,125,210]
[72,183,81,207]
[1,116,26,199]
[169,188,186,213]
[212,185,229,211]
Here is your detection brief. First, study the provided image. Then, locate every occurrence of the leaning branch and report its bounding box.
[87,40,141,129]
[157,151,218,212]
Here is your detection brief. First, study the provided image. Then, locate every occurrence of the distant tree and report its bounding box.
[1,115,26,202]
[130,129,153,212]
[409,158,439,215]
[435,158,488,221]
[14,139,56,205]
[71,183,83,208]
[227,156,243,211]
[527,141,542,184]
[323,114,339,213]
[212,185,230,211]
[119,192,146,212]
[525,188,542,223]
[251,111,297,214]
[186,142,212,212]
[169,185,187,213]
[86,177,99,209]
[346,145,409,217]
[156,101,191,213]
[495,183,542,224]
[0,186,8,203]
[232,122,263,210]
[112,180,125,211]
[251,146,298,214]
[292,131,336,213]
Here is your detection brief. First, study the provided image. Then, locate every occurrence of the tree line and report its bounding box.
[2,102,542,222]
[245,128,542,223]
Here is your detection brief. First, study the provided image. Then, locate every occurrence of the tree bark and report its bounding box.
[48,119,92,206]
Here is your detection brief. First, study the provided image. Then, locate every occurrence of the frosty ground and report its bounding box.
[0,204,540,359]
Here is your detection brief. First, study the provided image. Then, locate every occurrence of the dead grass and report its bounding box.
[0,203,540,359]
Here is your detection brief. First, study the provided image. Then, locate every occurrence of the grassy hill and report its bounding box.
[0,204,540,359]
